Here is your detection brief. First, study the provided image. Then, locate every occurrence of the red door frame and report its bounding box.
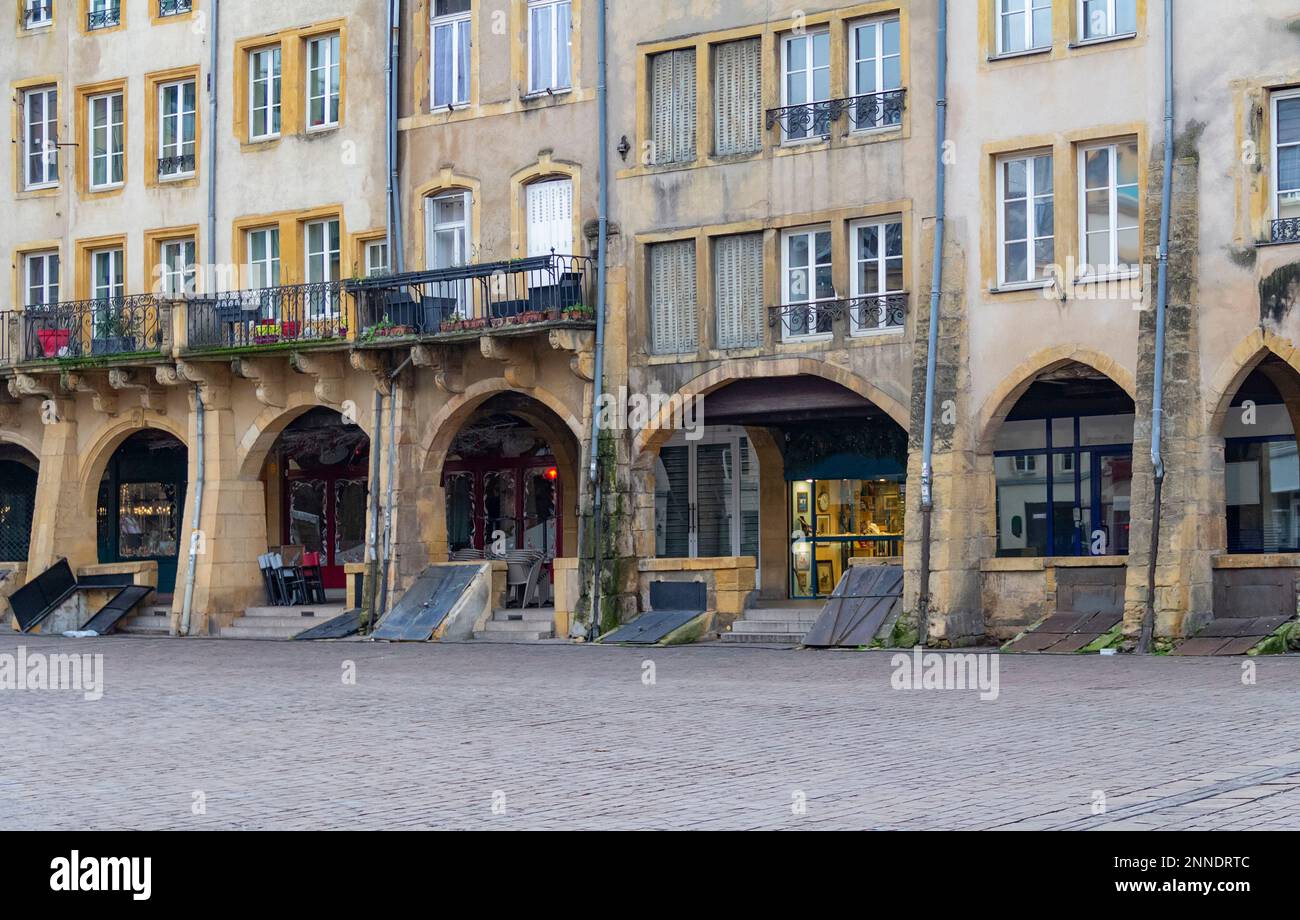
[281,462,369,590]
[441,455,563,573]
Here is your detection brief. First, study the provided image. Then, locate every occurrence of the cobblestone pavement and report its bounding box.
[1,634,1298,830]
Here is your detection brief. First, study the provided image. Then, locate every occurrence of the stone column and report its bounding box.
[24,386,95,575]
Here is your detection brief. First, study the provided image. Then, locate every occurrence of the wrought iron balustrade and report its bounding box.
[1271,218,1300,244]
[157,154,196,179]
[185,282,351,351]
[347,253,595,340]
[87,3,121,29]
[769,293,908,340]
[159,0,192,15]
[22,295,163,361]
[766,88,906,140]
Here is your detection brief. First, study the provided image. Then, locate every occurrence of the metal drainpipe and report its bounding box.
[180,386,204,636]
[181,0,218,637]
[584,0,610,641]
[206,0,219,288]
[1140,0,1175,654]
[916,0,948,647]
[386,0,406,273]
[363,388,385,633]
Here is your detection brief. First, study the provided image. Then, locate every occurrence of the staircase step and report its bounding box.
[742,609,823,624]
[473,630,554,643]
[241,605,346,620]
[720,631,806,644]
[116,612,171,636]
[491,607,556,623]
[729,620,815,635]
[480,618,555,634]
[220,623,301,640]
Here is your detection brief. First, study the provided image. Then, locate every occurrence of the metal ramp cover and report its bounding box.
[1172,615,1293,657]
[802,565,903,648]
[1003,611,1123,653]
[10,559,78,633]
[371,565,481,642]
[601,582,707,645]
[294,608,364,641]
[80,585,153,635]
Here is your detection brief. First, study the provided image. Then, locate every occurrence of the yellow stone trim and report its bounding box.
[79,0,124,35]
[10,238,62,310]
[975,0,1148,71]
[73,232,127,300]
[74,76,128,200]
[350,228,387,278]
[1213,553,1300,569]
[144,65,201,191]
[412,168,482,266]
[230,204,345,288]
[233,18,347,147]
[142,224,200,295]
[149,0,194,26]
[509,154,583,258]
[10,74,62,199]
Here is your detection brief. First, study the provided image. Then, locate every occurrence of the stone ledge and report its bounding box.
[1212,553,1300,569]
[980,556,1127,572]
[638,556,757,572]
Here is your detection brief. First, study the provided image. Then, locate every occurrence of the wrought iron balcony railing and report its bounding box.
[21,296,164,361]
[1271,218,1300,244]
[347,253,595,340]
[766,88,906,141]
[768,293,908,340]
[87,3,122,30]
[159,0,193,15]
[158,154,196,179]
[185,282,350,351]
[24,0,53,28]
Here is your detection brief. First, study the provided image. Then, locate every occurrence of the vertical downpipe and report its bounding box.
[584,0,610,640]
[1140,0,1175,653]
[180,386,204,636]
[364,388,385,633]
[917,0,948,647]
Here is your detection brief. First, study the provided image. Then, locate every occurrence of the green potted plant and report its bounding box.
[92,310,137,355]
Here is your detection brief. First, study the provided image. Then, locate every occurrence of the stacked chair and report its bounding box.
[448,546,548,608]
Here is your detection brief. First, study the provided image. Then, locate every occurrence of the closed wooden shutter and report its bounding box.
[649,240,698,355]
[526,178,574,257]
[651,48,697,165]
[714,38,762,157]
[715,233,764,349]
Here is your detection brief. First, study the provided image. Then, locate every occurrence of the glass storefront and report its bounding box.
[1225,401,1300,553]
[789,478,903,599]
[995,413,1133,557]
[97,431,188,594]
[654,428,760,560]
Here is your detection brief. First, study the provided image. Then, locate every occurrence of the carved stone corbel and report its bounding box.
[349,350,392,395]
[481,336,537,390]
[549,329,596,381]
[108,368,168,414]
[290,351,346,405]
[410,344,465,394]
[230,357,285,408]
[9,373,68,423]
[64,371,119,416]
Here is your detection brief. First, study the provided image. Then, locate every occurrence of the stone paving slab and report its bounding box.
[0,635,1298,830]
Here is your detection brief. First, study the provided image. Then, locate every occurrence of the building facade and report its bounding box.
[2,0,1300,648]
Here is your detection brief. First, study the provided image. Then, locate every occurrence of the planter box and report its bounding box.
[91,336,135,356]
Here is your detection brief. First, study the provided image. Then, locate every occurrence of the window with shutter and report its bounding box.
[715,233,764,350]
[650,48,696,166]
[649,240,698,355]
[526,178,574,257]
[714,38,762,157]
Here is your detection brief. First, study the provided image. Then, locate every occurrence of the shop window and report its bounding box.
[790,478,903,599]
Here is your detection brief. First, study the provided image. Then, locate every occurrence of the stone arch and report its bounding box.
[1205,329,1300,437]
[975,346,1138,454]
[237,396,349,481]
[631,357,910,468]
[509,154,583,257]
[77,412,188,520]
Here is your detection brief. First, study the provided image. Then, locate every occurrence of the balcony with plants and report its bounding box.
[183,282,354,356]
[4,296,166,366]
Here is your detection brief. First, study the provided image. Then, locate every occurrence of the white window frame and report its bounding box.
[780,28,831,144]
[305,219,341,285]
[88,90,124,190]
[24,0,53,30]
[158,239,196,297]
[780,226,835,342]
[91,247,124,302]
[23,86,59,190]
[157,79,196,179]
[24,251,59,308]
[306,33,341,132]
[1077,140,1139,280]
[247,228,281,289]
[847,17,902,132]
[526,0,573,96]
[1076,0,1136,42]
[365,240,389,277]
[88,0,119,29]
[249,46,282,142]
[424,190,472,268]
[1272,89,1300,223]
[849,217,905,335]
[996,0,1053,56]
[431,1,472,110]
[996,151,1055,289]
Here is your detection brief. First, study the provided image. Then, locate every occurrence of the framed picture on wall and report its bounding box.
[816,514,831,536]
[797,493,809,514]
[816,559,836,595]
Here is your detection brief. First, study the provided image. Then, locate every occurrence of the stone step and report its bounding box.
[240,605,346,620]
[720,630,806,645]
[491,607,556,623]
[116,613,171,636]
[473,629,555,643]
[480,618,555,634]
[220,623,302,641]
[729,619,816,635]
[742,609,823,624]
